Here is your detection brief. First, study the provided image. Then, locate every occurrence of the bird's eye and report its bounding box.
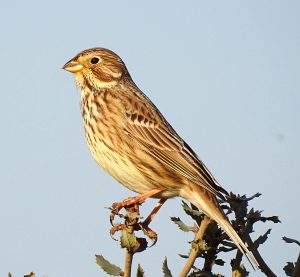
[91,57,100,64]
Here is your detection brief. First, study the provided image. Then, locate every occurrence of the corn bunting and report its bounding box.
[63,48,258,269]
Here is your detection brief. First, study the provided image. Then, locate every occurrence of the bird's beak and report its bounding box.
[62,59,84,73]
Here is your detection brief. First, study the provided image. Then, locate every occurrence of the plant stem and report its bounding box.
[124,248,133,277]
[243,227,276,276]
[179,216,211,277]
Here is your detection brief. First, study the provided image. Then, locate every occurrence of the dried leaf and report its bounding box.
[283,262,295,276]
[214,259,225,266]
[258,216,281,223]
[170,217,194,232]
[120,229,138,251]
[134,237,148,253]
[24,273,35,277]
[95,254,122,276]
[253,229,271,248]
[231,263,249,277]
[178,253,189,259]
[162,257,173,277]
[136,264,145,277]
[283,236,300,246]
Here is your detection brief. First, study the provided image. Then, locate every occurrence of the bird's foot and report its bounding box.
[109,189,163,225]
[139,222,158,246]
[110,200,140,226]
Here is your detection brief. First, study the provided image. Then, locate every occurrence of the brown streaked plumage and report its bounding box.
[63,47,259,269]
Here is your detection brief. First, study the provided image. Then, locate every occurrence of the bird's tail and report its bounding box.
[180,185,259,270]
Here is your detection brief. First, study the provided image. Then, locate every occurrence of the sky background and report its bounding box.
[1,1,299,276]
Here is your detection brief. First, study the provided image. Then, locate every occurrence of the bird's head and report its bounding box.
[63,48,129,91]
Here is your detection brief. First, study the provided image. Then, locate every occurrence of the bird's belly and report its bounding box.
[87,137,159,195]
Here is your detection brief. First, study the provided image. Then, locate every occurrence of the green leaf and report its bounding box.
[283,236,300,246]
[95,254,122,276]
[182,201,202,220]
[162,257,173,277]
[136,264,145,277]
[120,229,138,251]
[170,217,194,232]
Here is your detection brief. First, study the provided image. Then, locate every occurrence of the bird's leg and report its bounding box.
[143,198,167,226]
[110,188,163,225]
[140,198,167,245]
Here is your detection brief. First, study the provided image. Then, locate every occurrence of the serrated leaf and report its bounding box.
[170,217,194,232]
[120,229,138,251]
[162,257,173,277]
[182,201,202,222]
[283,236,300,246]
[95,254,122,276]
[283,262,295,276]
[136,264,145,277]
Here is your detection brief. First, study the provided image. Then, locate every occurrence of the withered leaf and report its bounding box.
[282,236,300,246]
[253,229,271,247]
[283,262,295,276]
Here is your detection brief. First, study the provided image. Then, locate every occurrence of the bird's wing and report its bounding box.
[123,99,228,199]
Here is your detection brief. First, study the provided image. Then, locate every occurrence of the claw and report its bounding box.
[110,223,126,241]
[140,223,158,246]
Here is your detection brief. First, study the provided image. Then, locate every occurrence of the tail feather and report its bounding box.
[213,211,259,270]
[180,185,259,270]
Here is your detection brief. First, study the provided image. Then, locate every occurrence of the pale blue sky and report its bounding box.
[1,1,299,276]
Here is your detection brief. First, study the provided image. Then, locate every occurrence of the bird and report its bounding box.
[63,47,259,269]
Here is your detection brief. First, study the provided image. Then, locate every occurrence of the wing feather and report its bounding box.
[124,101,228,200]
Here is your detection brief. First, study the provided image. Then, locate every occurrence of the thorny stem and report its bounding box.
[179,216,211,277]
[124,248,133,277]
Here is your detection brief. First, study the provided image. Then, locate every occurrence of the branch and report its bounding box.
[179,215,211,277]
[124,248,133,277]
[244,226,276,276]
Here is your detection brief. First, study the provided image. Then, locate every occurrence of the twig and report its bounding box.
[179,216,211,277]
[124,248,133,277]
[292,252,300,277]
